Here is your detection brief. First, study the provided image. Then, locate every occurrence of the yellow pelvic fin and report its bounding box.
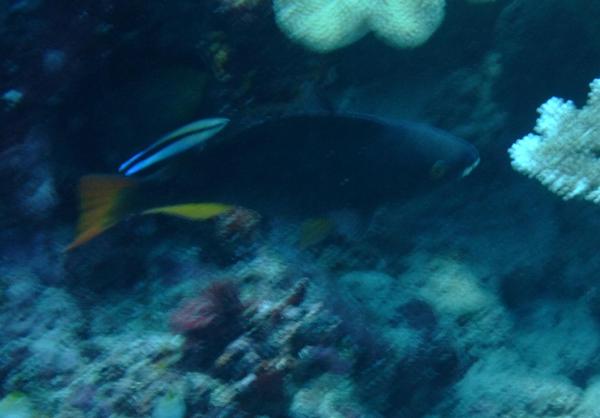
[142,203,233,220]
[298,217,334,249]
[67,175,138,250]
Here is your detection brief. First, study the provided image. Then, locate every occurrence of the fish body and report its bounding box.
[135,113,478,213]
[69,113,479,248]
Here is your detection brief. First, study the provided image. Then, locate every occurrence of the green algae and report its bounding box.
[0,392,36,418]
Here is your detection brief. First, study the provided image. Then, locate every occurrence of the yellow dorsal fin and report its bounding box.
[67,175,138,250]
[298,217,334,249]
[142,203,233,220]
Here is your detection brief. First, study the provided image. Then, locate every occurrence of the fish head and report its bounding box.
[399,122,480,182]
[427,142,480,181]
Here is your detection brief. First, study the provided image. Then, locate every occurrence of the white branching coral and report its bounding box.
[509,78,600,203]
[273,0,496,53]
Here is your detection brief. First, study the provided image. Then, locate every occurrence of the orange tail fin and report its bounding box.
[67,175,138,250]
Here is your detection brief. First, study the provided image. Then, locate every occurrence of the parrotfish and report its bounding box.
[68,113,479,249]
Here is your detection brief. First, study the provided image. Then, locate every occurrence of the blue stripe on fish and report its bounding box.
[119,117,229,176]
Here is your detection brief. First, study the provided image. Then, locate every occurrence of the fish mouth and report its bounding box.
[461,157,480,178]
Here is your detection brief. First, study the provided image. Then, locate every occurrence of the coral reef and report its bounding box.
[429,349,583,418]
[512,302,600,381]
[4,0,600,417]
[0,284,84,390]
[0,128,58,224]
[289,374,377,418]
[335,270,461,416]
[151,274,358,416]
[405,254,512,356]
[56,333,185,417]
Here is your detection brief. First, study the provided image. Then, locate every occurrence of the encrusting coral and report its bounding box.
[509,77,600,203]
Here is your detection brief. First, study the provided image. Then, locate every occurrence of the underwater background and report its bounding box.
[2,0,600,417]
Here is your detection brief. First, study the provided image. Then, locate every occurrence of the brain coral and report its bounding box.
[273,0,495,53]
[273,0,370,53]
[368,0,446,49]
[508,77,600,203]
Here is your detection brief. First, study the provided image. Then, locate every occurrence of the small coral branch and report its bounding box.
[171,280,244,335]
[170,280,245,365]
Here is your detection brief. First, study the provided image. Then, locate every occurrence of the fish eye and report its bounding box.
[430,160,448,180]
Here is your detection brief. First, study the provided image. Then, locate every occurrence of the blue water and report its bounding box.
[1,1,600,417]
